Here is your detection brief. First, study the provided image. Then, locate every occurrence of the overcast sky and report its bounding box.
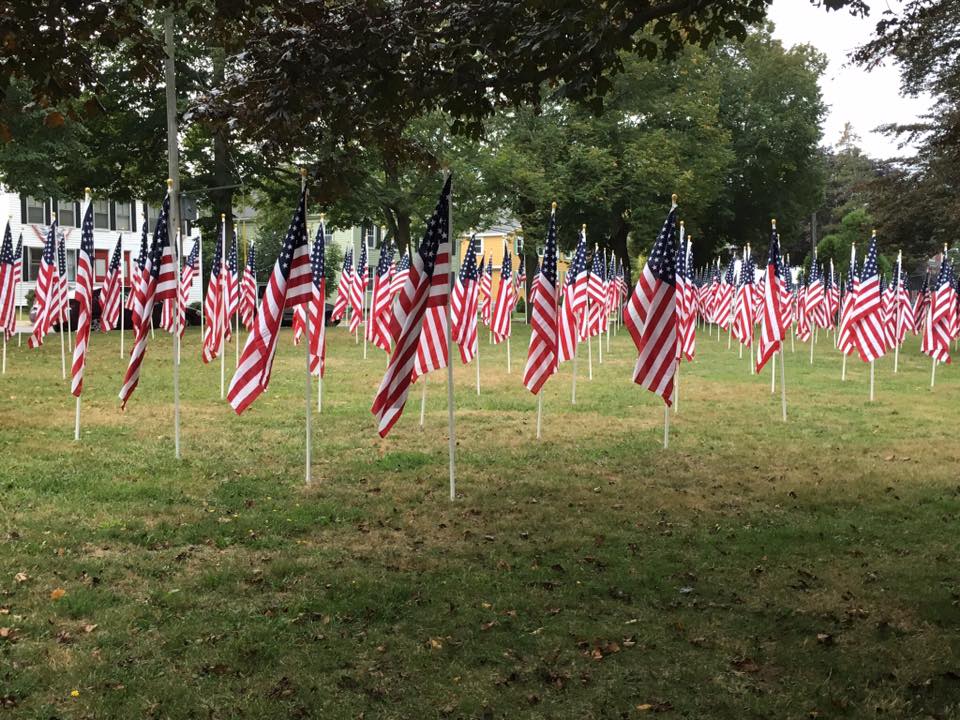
[768,0,932,159]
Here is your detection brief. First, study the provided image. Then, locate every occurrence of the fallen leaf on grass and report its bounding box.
[14,572,28,584]
[816,633,834,646]
[82,624,98,633]
[50,588,66,601]
[428,638,443,650]
[0,627,16,642]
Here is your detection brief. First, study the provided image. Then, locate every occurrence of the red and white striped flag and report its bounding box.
[372,175,451,436]
[558,229,588,364]
[523,205,559,394]
[756,224,785,373]
[119,190,177,407]
[367,242,396,353]
[676,229,696,361]
[177,238,200,339]
[849,234,887,363]
[451,234,480,364]
[389,252,410,302]
[478,255,493,326]
[921,251,956,365]
[240,242,257,332]
[28,219,59,349]
[349,243,367,334]
[227,187,312,414]
[100,236,123,332]
[624,201,679,404]
[732,255,755,348]
[894,254,915,343]
[202,226,227,364]
[0,223,17,340]
[71,199,95,396]
[490,246,515,344]
[127,220,148,330]
[330,248,354,324]
[292,305,306,345]
[308,223,326,377]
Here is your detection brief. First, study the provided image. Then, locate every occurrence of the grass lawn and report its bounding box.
[2,322,960,719]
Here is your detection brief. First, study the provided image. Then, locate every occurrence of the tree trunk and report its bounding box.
[211,48,234,250]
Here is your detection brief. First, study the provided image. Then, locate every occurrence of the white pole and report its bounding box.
[506,335,511,374]
[598,326,603,363]
[74,395,81,441]
[198,228,204,344]
[420,375,427,428]
[163,13,182,460]
[809,332,814,364]
[869,360,875,402]
[301,170,312,486]
[2,336,5,374]
[770,349,776,393]
[894,341,900,374]
[571,345,578,404]
[750,342,755,375]
[234,309,239,367]
[536,392,543,439]
[363,286,368,359]
[587,333,593,380]
[475,343,481,395]
[779,349,787,422]
[662,402,670,449]
[445,173,457,502]
[17,303,22,347]
[119,242,125,358]
[318,375,323,413]
[931,358,937,388]
[673,364,679,414]
[219,217,226,399]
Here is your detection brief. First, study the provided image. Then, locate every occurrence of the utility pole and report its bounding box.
[164,11,182,459]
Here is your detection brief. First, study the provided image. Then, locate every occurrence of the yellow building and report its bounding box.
[459,223,571,301]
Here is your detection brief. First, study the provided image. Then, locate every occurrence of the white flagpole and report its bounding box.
[2,336,5,374]
[475,342,481,395]
[363,285,368,359]
[587,332,593,379]
[17,302,22,347]
[869,360,875,401]
[197,227,204,344]
[841,352,847,382]
[119,236,125,358]
[571,344,578,404]
[219,215,226,399]
[446,172,457,501]
[770,348,776,393]
[894,250,902,374]
[931,358,937,388]
[301,169,312,486]
[506,335,511,374]
[663,402,670,449]
[163,13,182,459]
[536,391,543,439]
[420,376,427,428]
[779,348,787,422]
[674,365,680,415]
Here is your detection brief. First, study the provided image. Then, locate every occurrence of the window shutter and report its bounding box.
[75,202,81,227]
[44,198,51,225]
[19,196,26,224]
[109,201,116,231]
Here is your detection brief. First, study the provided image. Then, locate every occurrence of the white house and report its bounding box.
[0,191,203,314]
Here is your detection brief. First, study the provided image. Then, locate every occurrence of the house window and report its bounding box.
[146,204,161,230]
[57,201,78,227]
[65,248,77,282]
[364,225,378,250]
[25,246,42,281]
[115,201,133,231]
[25,197,46,225]
[94,254,108,279]
[93,200,110,229]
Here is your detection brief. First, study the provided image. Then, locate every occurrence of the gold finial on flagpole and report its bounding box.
[771,218,777,229]
[872,228,877,238]
[220,213,226,221]
[166,178,173,190]
[551,201,557,211]
[84,187,91,195]
[671,193,678,205]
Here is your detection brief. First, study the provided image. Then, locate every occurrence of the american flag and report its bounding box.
[776,248,793,333]
[0,222,17,340]
[118,191,177,407]
[795,268,812,343]
[100,236,123,332]
[808,259,827,329]
[676,233,696,361]
[894,256,915,342]
[605,251,618,317]
[585,247,606,338]
[756,225,785,373]
[367,241,396,353]
[390,252,410,301]
[349,242,367,334]
[490,245,515,344]
[715,258,736,330]
[308,221,326,377]
[527,257,542,311]
[732,254,755,348]
[914,272,931,332]
[28,219,59,348]
[412,224,452,380]
[372,175,451,436]
[330,248,353,324]
[0,222,16,340]
[451,234,480,364]
[240,241,257,332]
[227,186,312,414]
[479,255,493,326]
[5,234,22,339]
[837,248,859,355]
[825,260,840,328]
[56,225,69,319]
[202,228,226,364]
[706,261,721,323]
[558,228,588,364]
[292,304,306,345]
[921,251,956,364]
[127,218,149,328]
[177,238,200,339]
[523,205,559,394]
[849,234,887,363]
[516,260,526,295]
[70,199,95,396]
[624,202,678,404]
[226,231,240,321]
[880,274,897,350]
